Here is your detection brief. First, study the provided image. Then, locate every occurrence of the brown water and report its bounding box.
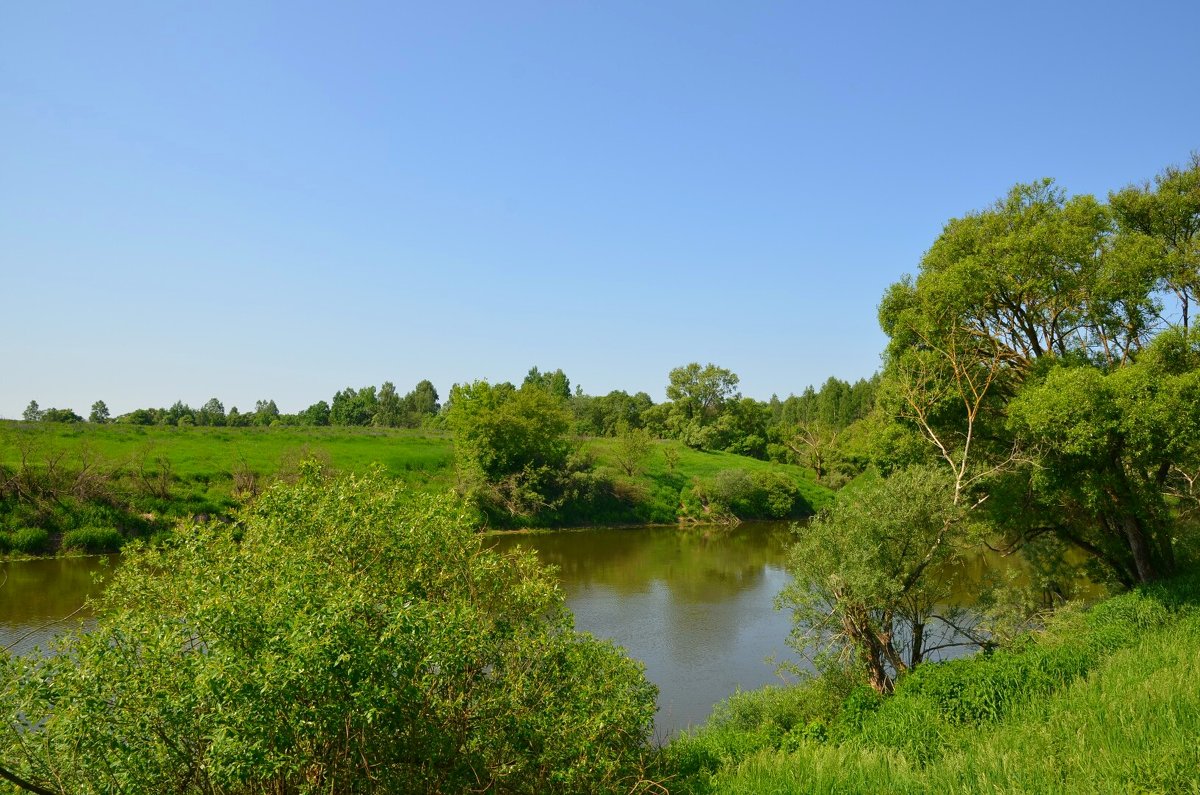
[489,523,799,740]
[1,525,1099,739]
[0,554,116,655]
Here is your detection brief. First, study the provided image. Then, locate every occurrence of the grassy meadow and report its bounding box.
[0,420,832,555]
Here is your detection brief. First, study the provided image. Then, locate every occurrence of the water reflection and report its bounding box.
[490,523,801,738]
[0,555,114,655]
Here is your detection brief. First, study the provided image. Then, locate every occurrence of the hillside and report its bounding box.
[0,421,832,555]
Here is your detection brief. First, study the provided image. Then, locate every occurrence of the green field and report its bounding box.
[0,422,456,479]
[0,421,832,555]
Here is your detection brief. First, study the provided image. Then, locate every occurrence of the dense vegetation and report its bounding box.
[0,415,832,555]
[658,571,1200,793]
[649,153,1200,791]
[2,154,1197,793]
[0,469,659,794]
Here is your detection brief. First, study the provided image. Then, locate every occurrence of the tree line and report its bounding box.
[20,380,443,429]
[17,369,876,472]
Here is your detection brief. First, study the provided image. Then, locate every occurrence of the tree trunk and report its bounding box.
[1122,515,1157,583]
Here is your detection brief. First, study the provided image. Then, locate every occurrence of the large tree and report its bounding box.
[1109,153,1200,332]
[87,400,109,424]
[664,363,740,449]
[877,162,1200,584]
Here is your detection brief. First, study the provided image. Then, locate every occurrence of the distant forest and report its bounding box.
[18,366,877,478]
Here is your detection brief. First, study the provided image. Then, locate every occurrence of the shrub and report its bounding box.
[9,527,49,554]
[61,526,125,553]
[0,466,658,794]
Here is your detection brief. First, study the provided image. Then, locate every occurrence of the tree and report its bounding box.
[253,399,280,427]
[666,363,739,420]
[403,379,440,424]
[373,381,404,427]
[40,407,83,423]
[1003,329,1200,585]
[298,400,331,426]
[523,367,572,401]
[779,466,975,694]
[330,386,377,426]
[198,398,225,427]
[664,363,740,450]
[875,174,1191,584]
[446,381,599,522]
[573,390,654,437]
[612,422,654,476]
[0,467,657,793]
[21,401,42,423]
[1109,154,1200,332]
[88,400,109,424]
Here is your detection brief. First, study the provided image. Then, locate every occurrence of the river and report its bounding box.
[1,523,1098,739]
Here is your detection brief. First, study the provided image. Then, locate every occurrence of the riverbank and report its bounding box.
[657,570,1200,793]
[0,421,833,556]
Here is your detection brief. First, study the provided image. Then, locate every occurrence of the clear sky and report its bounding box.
[2,1,1198,418]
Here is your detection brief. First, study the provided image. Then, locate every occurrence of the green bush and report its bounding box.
[9,526,49,554]
[680,470,810,522]
[0,466,658,794]
[61,526,125,553]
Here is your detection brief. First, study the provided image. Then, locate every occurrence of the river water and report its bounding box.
[1,523,1097,739]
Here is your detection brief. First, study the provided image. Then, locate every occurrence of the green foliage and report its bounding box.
[612,422,654,476]
[39,407,83,423]
[22,401,43,422]
[0,469,658,793]
[780,466,972,693]
[573,390,655,437]
[1109,153,1200,333]
[87,400,109,424]
[446,381,611,524]
[661,572,1200,794]
[402,379,441,424]
[60,525,125,553]
[1005,327,1200,585]
[330,385,378,426]
[680,470,811,523]
[7,526,49,553]
[665,363,741,449]
[523,366,572,400]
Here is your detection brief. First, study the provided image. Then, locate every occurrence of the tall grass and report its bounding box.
[663,573,1200,794]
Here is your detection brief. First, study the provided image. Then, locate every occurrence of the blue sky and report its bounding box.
[2,1,1198,417]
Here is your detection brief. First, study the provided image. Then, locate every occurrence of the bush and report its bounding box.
[8,526,49,554]
[0,466,658,794]
[61,526,125,553]
[679,470,810,523]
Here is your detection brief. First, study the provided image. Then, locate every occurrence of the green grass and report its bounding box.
[0,422,833,552]
[0,422,456,480]
[586,437,833,523]
[661,573,1200,794]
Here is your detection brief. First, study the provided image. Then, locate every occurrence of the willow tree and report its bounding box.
[780,466,977,694]
[877,161,1200,584]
